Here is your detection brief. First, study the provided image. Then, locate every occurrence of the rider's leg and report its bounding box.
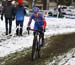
[42,32,44,46]
[39,26,44,47]
[40,32,44,47]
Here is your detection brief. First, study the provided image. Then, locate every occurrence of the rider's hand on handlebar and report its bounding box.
[27,27,30,35]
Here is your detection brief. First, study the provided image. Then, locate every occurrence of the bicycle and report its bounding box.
[27,28,43,60]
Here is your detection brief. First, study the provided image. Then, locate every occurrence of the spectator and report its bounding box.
[1,0,15,35]
[14,0,26,36]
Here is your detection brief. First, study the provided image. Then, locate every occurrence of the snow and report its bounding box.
[48,48,75,65]
[65,58,75,65]
[0,16,75,64]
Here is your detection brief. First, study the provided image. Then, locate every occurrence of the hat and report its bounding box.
[18,0,23,4]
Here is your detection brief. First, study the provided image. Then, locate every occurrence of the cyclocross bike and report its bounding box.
[27,28,43,60]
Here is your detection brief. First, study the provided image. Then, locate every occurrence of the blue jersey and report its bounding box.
[28,13,45,30]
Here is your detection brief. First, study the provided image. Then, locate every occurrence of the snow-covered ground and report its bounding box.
[48,48,75,65]
[0,16,75,64]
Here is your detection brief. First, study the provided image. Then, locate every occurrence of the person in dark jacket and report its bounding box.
[1,0,15,35]
[14,1,26,36]
[2,0,7,7]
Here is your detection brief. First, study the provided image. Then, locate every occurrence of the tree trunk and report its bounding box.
[43,0,47,10]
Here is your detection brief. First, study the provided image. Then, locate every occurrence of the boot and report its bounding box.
[6,29,8,35]
[16,28,19,36]
[9,30,11,35]
[20,28,22,36]
[6,32,8,35]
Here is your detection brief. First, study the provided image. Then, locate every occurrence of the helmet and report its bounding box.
[32,7,39,13]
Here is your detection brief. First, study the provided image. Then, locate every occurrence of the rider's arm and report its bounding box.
[41,15,47,32]
[28,15,33,26]
[41,15,47,28]
[43,20,47,28]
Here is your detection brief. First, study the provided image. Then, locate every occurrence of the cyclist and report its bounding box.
[27,7,47,47]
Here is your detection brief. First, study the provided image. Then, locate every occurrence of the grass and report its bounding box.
[2,33,75,65]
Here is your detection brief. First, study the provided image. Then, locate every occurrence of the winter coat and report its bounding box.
[2,3,14,19]
[15,5,26,21]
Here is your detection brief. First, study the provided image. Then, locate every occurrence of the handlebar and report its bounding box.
[27,28,41,35]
